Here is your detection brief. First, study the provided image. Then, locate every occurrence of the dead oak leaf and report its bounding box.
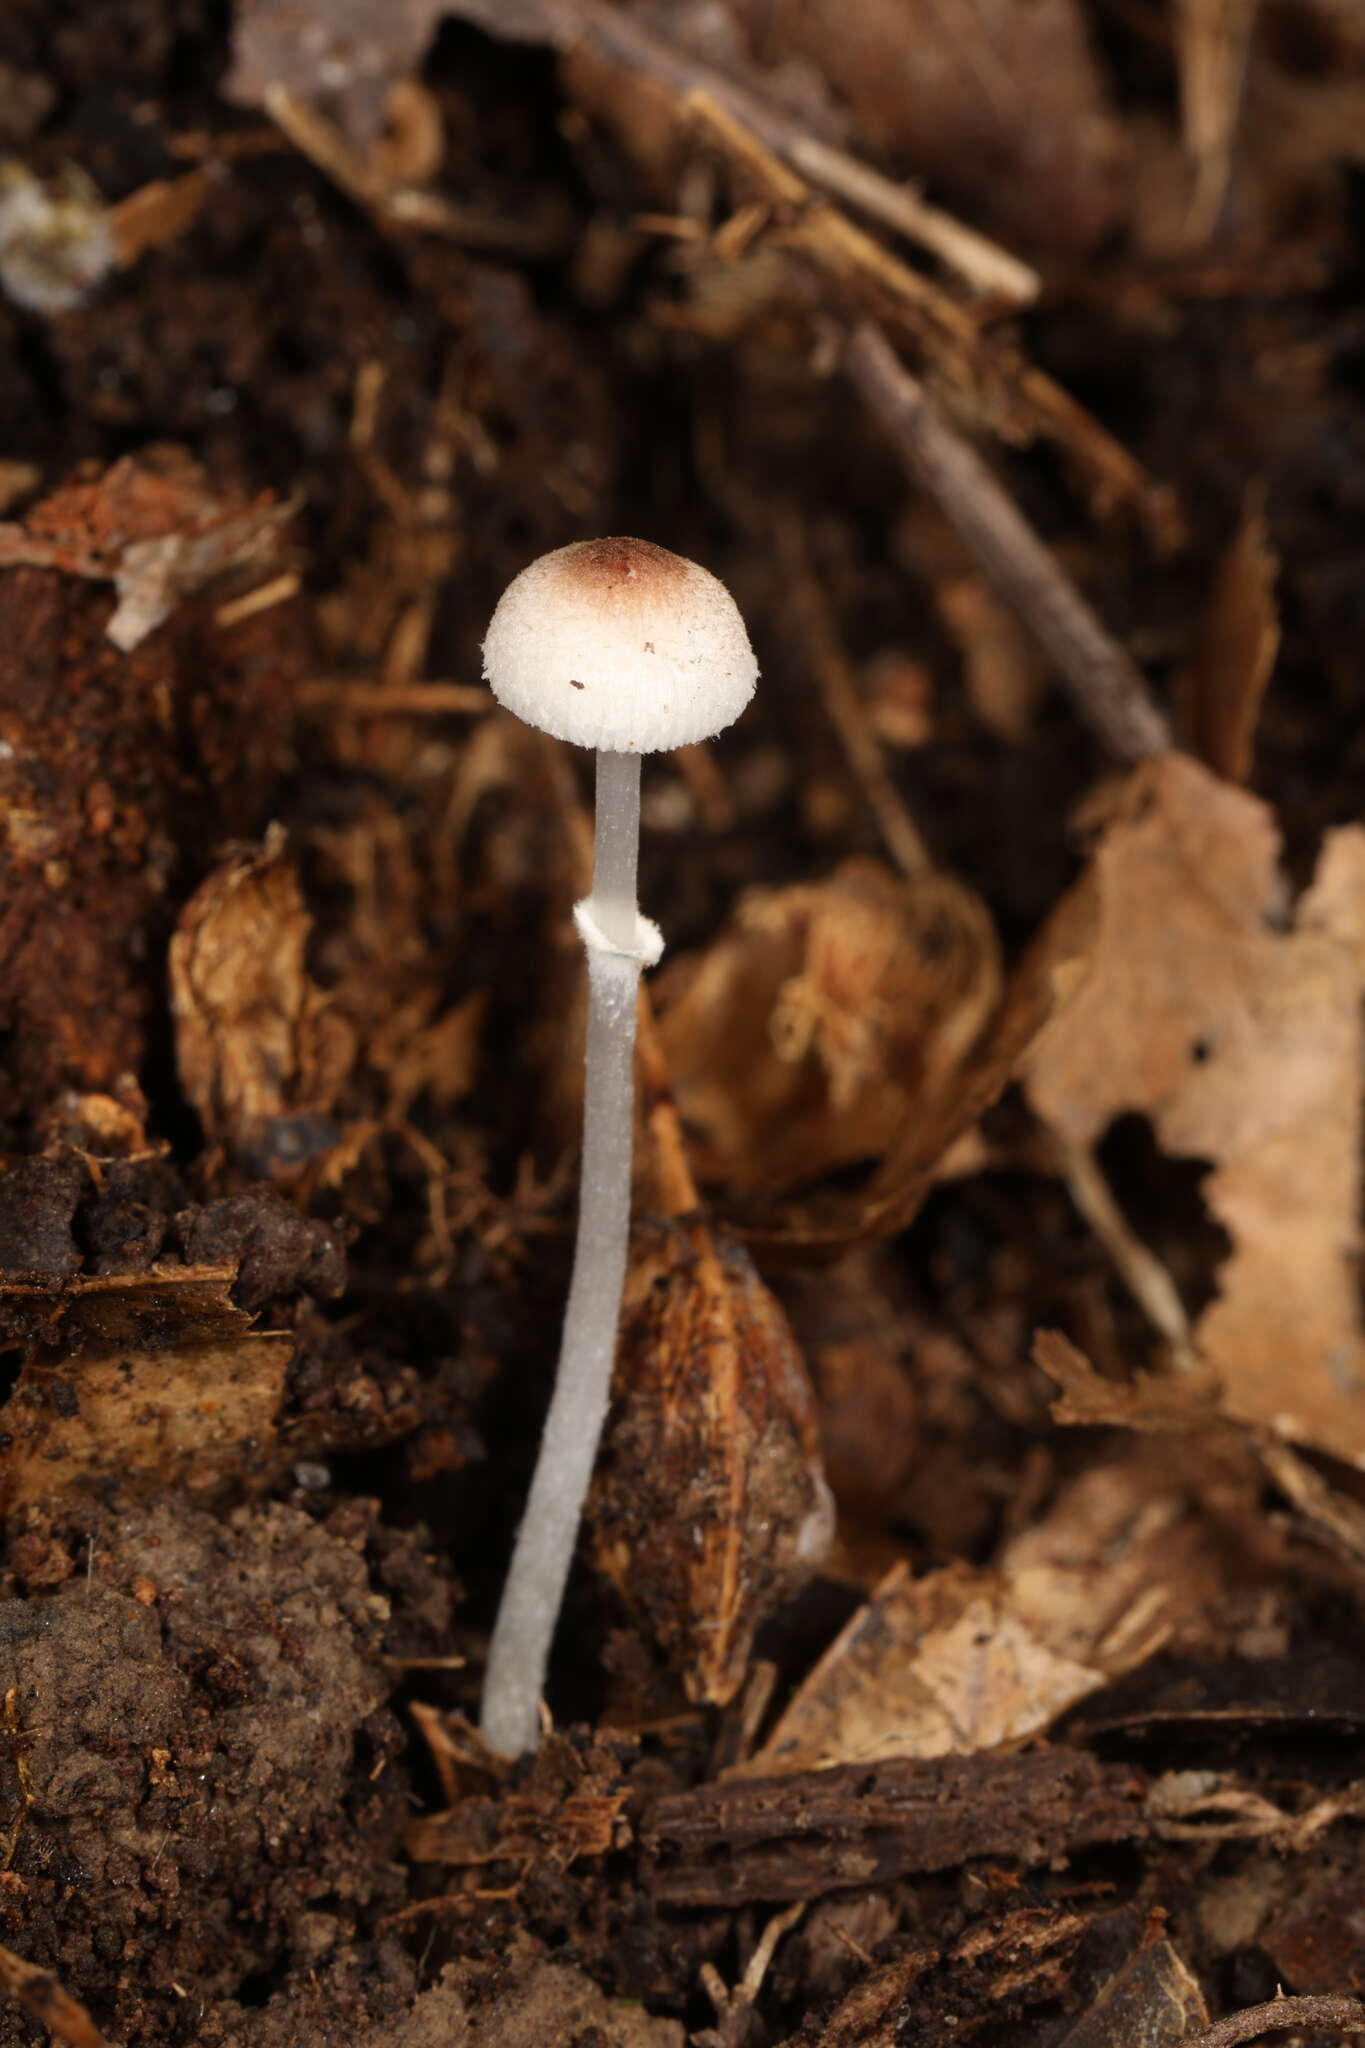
[1024,752,1365,1463]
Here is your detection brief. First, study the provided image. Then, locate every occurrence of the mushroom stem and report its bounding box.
[479,749,648,1757]
[589,749,641,948]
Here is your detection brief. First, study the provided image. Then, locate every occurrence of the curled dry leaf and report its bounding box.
[1024,752,1365,1464]
[0,449,296,652]
[171,828,355,1175]
[655,860,1000,1193]
[588,1213,833,1707]
[754,871,1092,1252]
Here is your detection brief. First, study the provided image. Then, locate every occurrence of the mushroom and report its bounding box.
[479,536,757,1757]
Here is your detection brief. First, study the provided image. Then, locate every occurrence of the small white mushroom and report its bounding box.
[479,536,757,1757]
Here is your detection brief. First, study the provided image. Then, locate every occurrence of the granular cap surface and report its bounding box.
[483,537,757,752]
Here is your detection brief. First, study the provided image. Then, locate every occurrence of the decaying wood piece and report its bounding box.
[642,1746,1145,1904]
[406,1731,631,1870]
[0,1267,293,1512]
[0,456,300,1144]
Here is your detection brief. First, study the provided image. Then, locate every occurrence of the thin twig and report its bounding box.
[785,134,1038,303]
[214,571,299,627]
[1175,1998,1365,2048]
[262,84,567,256]
[0,1946,111,2048]
[1053,1130,1194,1362]
[684,92,1165,528]
[845,321,1172,764]
[685,90,976,351]
[445,0,1037,301]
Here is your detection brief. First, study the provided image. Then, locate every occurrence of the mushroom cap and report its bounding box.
[482,537,757,752]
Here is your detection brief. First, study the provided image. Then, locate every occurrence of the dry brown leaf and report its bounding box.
[1001,1435,1269,1672]
[1025,753,1365,1463]
[656,860,1000,1194]
[1034,1330,1228,1437]
[744,1426,1271,1775]
[738,1560,1105,1776]
[1176,492,1279,783]
[588,1214,833,1707]
[171,829,356,1174]
[0,449,295,652]
[744,862,1090,1252]
[0,1267,292,1511]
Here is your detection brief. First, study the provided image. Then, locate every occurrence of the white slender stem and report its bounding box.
[480,750,644,1758]
[589,750,641,948]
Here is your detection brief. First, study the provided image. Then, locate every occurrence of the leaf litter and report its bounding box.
[2,0,1365,2044]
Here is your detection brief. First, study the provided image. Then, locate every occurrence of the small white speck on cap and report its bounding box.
[482,536,757,752]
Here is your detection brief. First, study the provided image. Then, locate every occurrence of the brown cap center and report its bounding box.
[562,536,690,591]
